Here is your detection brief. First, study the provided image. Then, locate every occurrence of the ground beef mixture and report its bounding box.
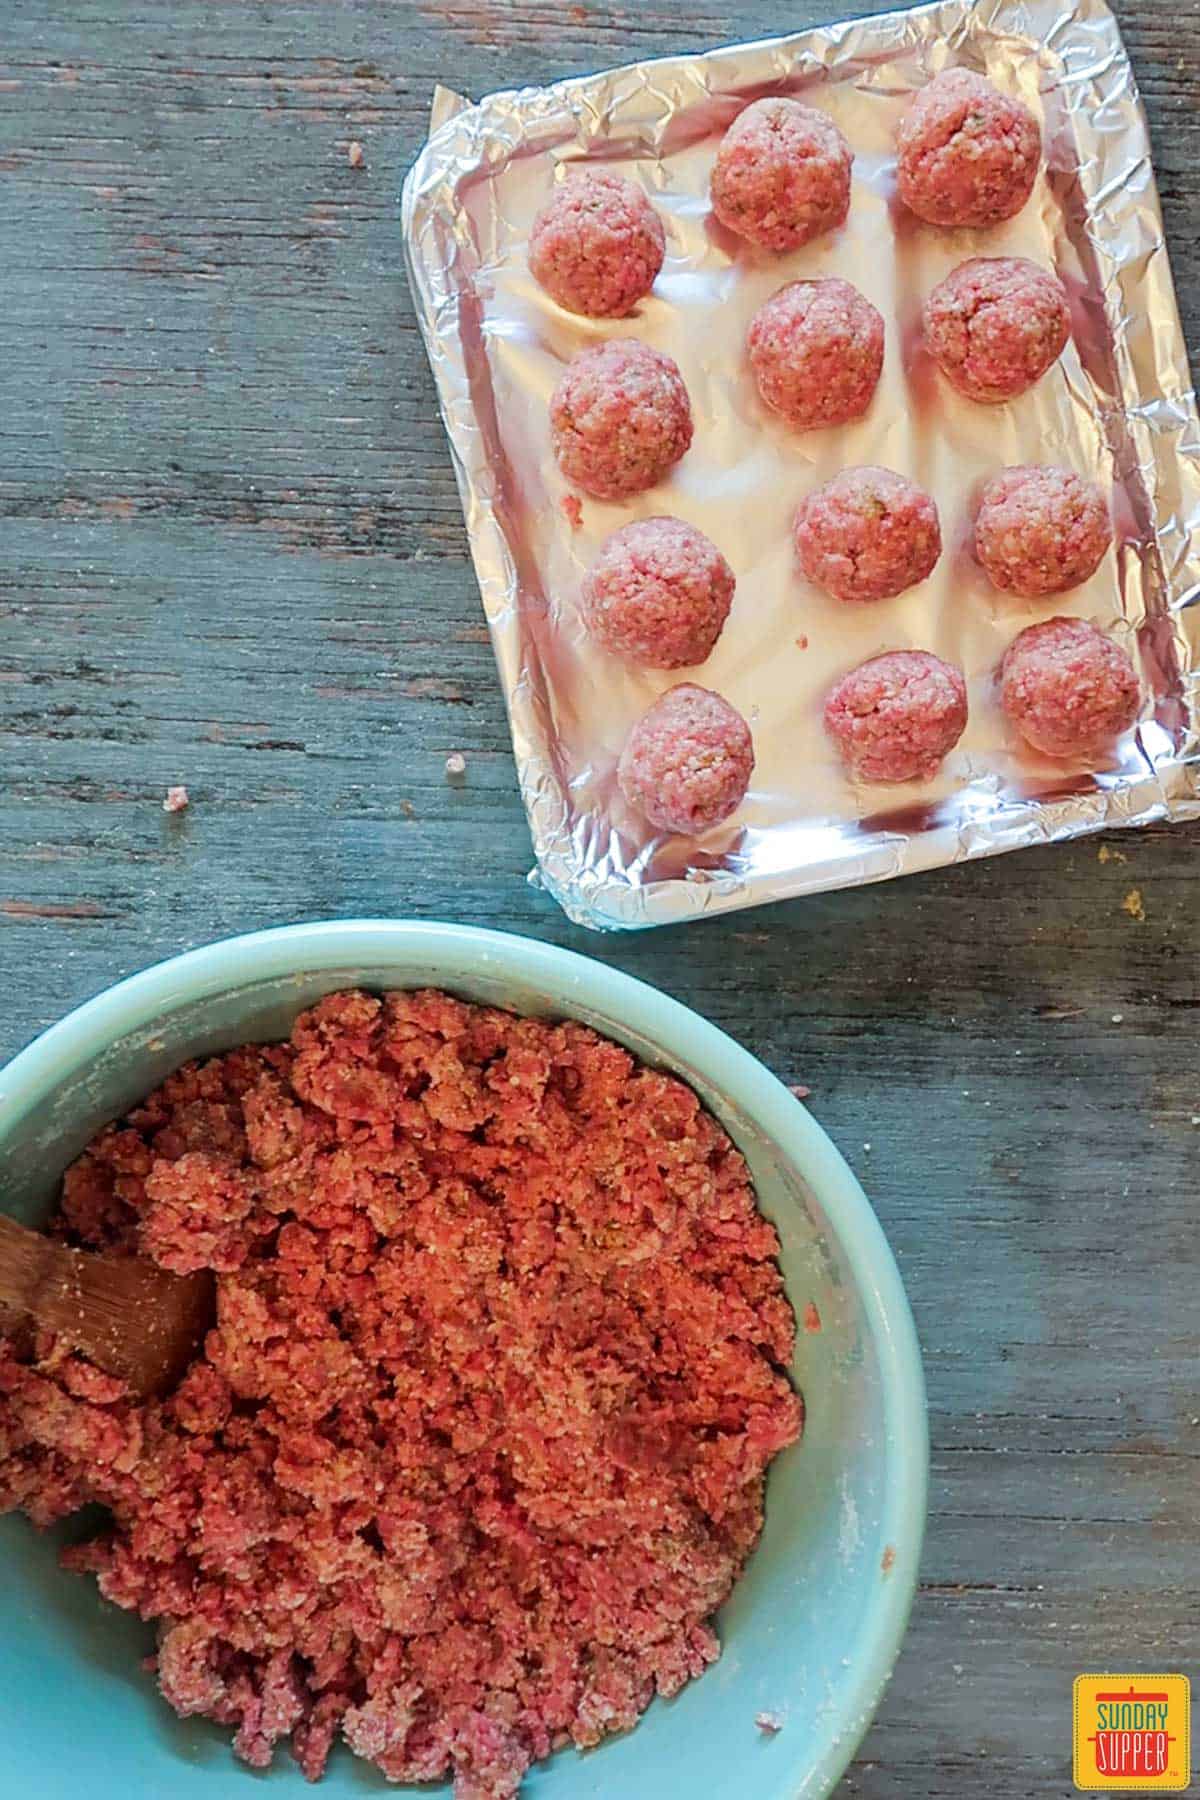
[974,464,1111,597]
[0,991,801,1797]
[999,616,1140,758]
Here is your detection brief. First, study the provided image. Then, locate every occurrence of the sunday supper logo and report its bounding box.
[1074,1675,1191,1791]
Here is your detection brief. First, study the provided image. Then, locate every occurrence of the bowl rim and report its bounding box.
[0,919,928,1800]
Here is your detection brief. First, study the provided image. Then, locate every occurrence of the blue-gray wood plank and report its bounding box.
[1,1,1197,1793]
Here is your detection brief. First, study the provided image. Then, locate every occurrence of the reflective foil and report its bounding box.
[402,0,1200,931]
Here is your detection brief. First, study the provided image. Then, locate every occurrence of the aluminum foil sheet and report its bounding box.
[402,0,1200,931]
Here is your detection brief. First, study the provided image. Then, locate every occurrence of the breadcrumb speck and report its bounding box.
[881,1544,897,1574]
[163,786,189,814]
[789,1084,811,1100]
[347,140,365,168]
[1122,887,1146,922]
[445,752,467,784]
[1098,843,1127,864]
[755,1712,784,1735]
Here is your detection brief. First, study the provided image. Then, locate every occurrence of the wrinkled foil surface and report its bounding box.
[403,0,1200,931]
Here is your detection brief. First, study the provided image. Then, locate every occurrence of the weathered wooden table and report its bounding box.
[2,2,1197,1792]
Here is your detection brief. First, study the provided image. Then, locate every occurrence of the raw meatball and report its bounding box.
[794,466,941,604]
[551,339,693,500]
[711,96,853,252]
[748,278,884,431]
[825,650,968,782]
[529,170,665,318]
[975,465,1111,597]
[581,517,735,668]
[618,684,754,834]
[896,68,1040,228]
[999,616,1139,758]
[924,256,1069,403]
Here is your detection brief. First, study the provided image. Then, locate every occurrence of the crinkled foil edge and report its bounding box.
[402,0,1200,931]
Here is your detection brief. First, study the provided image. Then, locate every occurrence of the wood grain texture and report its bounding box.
[1,0,1198,1792]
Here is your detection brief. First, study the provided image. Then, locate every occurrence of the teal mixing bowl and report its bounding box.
[0,921,926,1800]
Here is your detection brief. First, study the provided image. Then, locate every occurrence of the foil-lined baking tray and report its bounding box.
[402,0,1200,931]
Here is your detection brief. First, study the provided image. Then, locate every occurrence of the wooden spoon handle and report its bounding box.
[0,1212,216,1398]
[0,1212,56,1316]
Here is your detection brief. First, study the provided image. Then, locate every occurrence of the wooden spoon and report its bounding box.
[0,1213,215,1400]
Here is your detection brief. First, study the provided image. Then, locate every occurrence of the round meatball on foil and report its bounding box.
[999,616,1139,757]
[923,256,1069,403]
[711,96,853,251]
[581,517,735,668]
[748,277,884,431]
[794,467,941,604]
[896,69,1040,228]
[618,684,754,834]
[529,170,665,317]
[551,338,693,501]
[825,649,968,782]
[975,465,1111,597]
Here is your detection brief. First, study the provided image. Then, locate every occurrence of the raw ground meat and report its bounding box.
[580,516,735,668]
[710,97,852,252]
[794,466,941,604]
[896,69,1041,228]
[529,171,665,318]
[748,278,884,432]
[0,991,801,1798]
[974,465,1111,597]
[825,649,968,783]
[550,338,693,501]
[924,256,1069,403]
[999,616,1140,758]
[618,684,755,835]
